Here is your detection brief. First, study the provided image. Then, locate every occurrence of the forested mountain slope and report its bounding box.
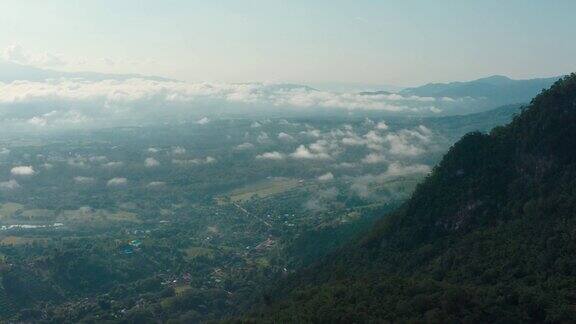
[240,74,576,323]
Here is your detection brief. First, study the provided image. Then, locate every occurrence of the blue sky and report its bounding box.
[1,0,575,86]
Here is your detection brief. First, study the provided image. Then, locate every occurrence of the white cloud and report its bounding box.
[317,172,334,181]
[235,142,254,150]
[257,132,270,143]
[172,146,186,155]
[147,147,160,153]
[340,125,434,157]
[26,110,89,127]
[147,181,166,187]
[362,153,387,164]
[385,162,431,177]
[103,161,124,168]
[290,145,331,160]
[384,127,432,156]
[376,121,389,130]
[3,44,66,67]
[74,176,95,184]
[89,155,107,163]
[41,163,53,169]
[278,132,294,141]
[171,156,215,165]
[0,80,441,110]
[256,151,285,160]
[304,187,339,212]
[300,129,321,138]
[145,157,160,167]
[0,179,20,190]
[107,177,128,186]
[197,117,210,125]
[10,166,35,176]
[68,158,87,168]
[342,135,365,146]
[350,162,431,198]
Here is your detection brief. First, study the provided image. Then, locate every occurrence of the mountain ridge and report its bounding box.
[239,74,576,323]
[0,60,175,83]
[400,74,561,101]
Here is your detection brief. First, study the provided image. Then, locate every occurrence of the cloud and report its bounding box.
[67,158,87,168]
[290,139,340,161]
[300,129,321,138]
[256,151,285,160]
[235,142,254,150]
[304,187,339,212]
[74,176,95,184]
[89,155,107,163]
[0,78,452,130]
[10,166,35,176]
[147,181,166,188]
[27,110,90,127]
[257,132,269,143]
[0,179,20,190]
[41,163,53,169]
[278,132,294,141]
[3,44,66,67]
[385,127,431,156]
[172,146,186,155]
[197,117,210,125]
[147,147,160,153]
[318,187,339,200]
[385,162,431,177]
[172,156,215,165]
[376,121,389,130]
[363,118,375,126]
[290,145,331,160]
[317,172,334,181]
[340,125,434,157]
[362,153,387,164]
[145,157,160,167]
[107,177,128,186]
[103,161,124,168]
[350,162,431,198]
[303,198,328,212]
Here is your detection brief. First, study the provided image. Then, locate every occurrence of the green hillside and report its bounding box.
[240,74,576,323]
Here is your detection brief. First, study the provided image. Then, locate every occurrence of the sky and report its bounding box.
[1,0,575,87]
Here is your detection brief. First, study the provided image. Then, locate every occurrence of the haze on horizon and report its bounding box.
[1,0,575,88]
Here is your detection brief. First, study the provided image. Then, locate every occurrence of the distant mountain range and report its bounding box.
[400,75,561,103]
[0,60,173,83]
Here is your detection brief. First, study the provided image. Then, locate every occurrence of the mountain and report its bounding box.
[401,75,560,105]
[358,90,393,96]
[0,60,173,83]
[241,74,576,322]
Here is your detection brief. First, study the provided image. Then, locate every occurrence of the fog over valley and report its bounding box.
[0,1,575,322]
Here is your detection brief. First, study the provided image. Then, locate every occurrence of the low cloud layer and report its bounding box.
[0,77,472,130]
[351,162,431,199]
